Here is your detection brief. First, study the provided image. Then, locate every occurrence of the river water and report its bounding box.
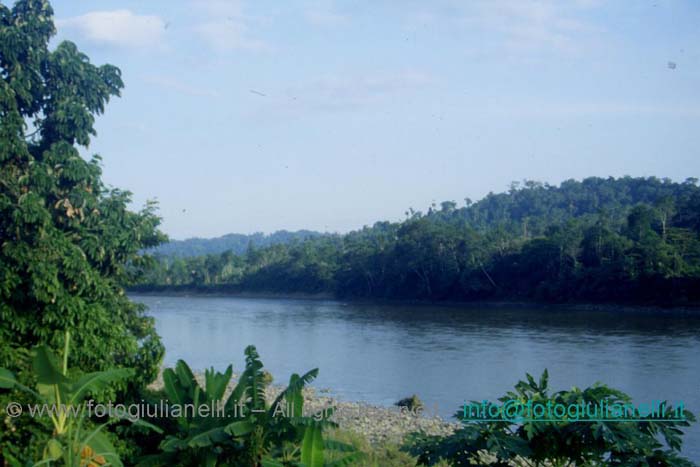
[132,294,700,460]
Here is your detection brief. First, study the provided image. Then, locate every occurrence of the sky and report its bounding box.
[41,0,700,239]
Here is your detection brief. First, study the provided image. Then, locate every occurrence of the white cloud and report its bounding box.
[191,0,269,52]
[57,10,165,48]
[468,0,591,53]
[411,0,603,56]
[193,20,267,52]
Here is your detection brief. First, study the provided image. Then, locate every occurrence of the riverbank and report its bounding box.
[129,288,700,315]
[130,286,335,301]
[148,372,458,445]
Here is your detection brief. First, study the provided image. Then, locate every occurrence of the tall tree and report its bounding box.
[0,0,165,384]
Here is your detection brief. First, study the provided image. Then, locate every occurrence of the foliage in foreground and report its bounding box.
[2,336,697,466]
[324,429,424,467]
[404,370,696,466]
[0,332,150,466]
[138,345,361,467]
[0,338,361,466]
[1,0,166,460]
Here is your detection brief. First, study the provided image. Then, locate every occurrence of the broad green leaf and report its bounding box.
[175,360,197,396]
[162,368,185,406]
[269,368,318,420]
[0,368,16,389]
[300,423,324,467]
[225,420,253,436]
[204,364,233,402]
[160,436,187,452]
[185,427,227,448]
[68,368,133,404]
[33,346,68,385]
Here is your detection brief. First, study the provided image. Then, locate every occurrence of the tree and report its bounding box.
[655,196,676,240]
[0,0,165,406]
[136,176,700,304]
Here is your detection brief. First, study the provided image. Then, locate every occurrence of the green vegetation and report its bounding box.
[1,1,698,466]
[1,0,164,461]
[0,331,138,466]
[324,430,423,467]
[150,230,326,258]
[403,370,696,466]
[0,338,360,466]
[138,347,360,467]
[138,177,700,305]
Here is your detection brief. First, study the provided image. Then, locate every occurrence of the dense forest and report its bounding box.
[2,2,698,464]
[150,229,325,257]
[135,176,700,305]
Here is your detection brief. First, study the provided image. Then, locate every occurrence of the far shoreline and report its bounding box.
[127,287,700,315]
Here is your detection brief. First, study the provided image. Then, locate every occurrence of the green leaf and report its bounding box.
[33,346,68,385]
[0,368,16,389]
[204,364,233,402]
[162,368,185,406]
[225,420,253,437]
[68,368,133,404]
[539,368,549,390]
[300,423,324,467]
[261,458,286,467]
[269,368,318,420]
[185,427,228,448]
[326,453,365,467]
[160,436,187,452]
[175,360,197,395]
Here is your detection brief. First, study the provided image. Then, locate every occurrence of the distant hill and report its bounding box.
[421,176,700,235]
[149,230,327,257]
[137,176,700,305]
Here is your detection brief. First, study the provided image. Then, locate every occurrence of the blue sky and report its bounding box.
[45,0,700,239]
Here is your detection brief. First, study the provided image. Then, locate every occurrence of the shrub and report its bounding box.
[140,346,361,467]
[404,370,696,466]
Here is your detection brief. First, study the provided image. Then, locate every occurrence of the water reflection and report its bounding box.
[132,294,700,460]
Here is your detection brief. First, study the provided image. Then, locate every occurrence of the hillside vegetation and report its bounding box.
[136,176,700,304]
[151,229,326,257]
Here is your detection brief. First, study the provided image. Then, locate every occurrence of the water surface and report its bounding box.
[133,294,700,459]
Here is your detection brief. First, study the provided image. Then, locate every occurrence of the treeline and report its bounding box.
[135,176,700,304]
[150,229,325,257]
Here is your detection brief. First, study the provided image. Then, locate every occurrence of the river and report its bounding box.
[132,294,700,460]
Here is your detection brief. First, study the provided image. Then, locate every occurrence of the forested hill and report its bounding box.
[422,176,700,235]
[149,229,326,257]
[135,176,700,305]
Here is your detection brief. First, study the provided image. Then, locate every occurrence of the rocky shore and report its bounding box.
[270,386,459,445]
[149,372,459,445]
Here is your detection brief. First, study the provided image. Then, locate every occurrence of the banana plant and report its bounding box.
[144,345,361,466]
[0,331,140,466]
